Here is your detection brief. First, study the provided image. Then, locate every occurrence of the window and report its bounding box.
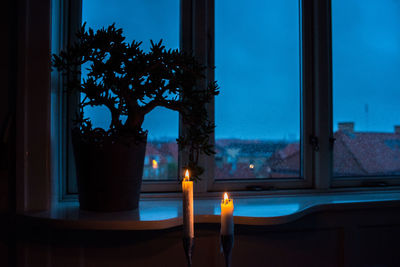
[214,0,301,180]
[332,0,400,180]
[82,0,180,182]
[57,0,400,197]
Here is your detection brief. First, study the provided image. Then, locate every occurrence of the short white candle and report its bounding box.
[221,192,234,236]
[182,169,194,238]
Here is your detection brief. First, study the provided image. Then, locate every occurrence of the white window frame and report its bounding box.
[191,0,314,193]
[317,0,400,189]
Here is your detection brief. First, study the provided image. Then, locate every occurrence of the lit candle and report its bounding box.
[182,169,194,238]
[221,192,234,236]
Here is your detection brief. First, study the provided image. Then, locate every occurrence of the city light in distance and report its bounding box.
[152,159,158,169]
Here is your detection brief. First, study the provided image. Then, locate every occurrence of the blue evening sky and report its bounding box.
[332,0,400,134]
[82,0,400,141]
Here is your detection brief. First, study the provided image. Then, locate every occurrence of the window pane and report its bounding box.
[332,0,400,177]
[82,0,179,180]
[215,0,301,179]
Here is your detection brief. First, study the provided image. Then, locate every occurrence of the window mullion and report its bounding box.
[180,0,214,193]
[194,0,214,193]
[205,0,215,192]
[178,0,193,187]
[301,0,315,188]
[312,0,333,190]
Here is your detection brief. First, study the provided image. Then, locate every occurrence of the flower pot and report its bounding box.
[72,135,147,211]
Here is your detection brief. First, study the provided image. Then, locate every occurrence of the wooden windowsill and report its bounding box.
[18,190,400,231]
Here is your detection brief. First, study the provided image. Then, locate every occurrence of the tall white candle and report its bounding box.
[182,169,194,238]
[221,192,234,236]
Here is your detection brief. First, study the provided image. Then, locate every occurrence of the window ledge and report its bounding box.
[18,190,400,230]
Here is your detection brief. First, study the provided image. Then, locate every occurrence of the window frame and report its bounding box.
[57,0,400,199]
[328,0,400,188]
[142,0,314,193]
[326,0,400,189]
[208,0,313,192]
[52,0,83,200]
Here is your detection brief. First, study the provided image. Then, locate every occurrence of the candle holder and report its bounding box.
[183,237,195,267]
[221,234,234,267]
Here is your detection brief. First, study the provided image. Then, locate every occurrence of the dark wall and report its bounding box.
[15,205,400,267]
[0,0,17,266]
[2,0,52,263]
[1,0,18,266]
[1,0,18,213]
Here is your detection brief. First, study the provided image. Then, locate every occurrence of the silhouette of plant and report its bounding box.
[52,24,219,181]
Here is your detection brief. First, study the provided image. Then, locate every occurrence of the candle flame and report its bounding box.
[224,192,229,202]
[184,169,190,181]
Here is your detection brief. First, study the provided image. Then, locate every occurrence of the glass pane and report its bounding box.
[215,0,301,179]
[332,0,400,177]
[82,0,179,180]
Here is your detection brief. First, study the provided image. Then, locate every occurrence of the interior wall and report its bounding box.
[1,0,18,264]
[2,0,52,214]
[2,0,51,265]
[1,0,18,213]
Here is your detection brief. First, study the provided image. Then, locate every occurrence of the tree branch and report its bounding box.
[141,98,181,115]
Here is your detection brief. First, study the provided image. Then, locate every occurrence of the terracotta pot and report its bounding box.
[73,136,146,211]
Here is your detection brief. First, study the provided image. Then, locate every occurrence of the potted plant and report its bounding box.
[52,24,219,211]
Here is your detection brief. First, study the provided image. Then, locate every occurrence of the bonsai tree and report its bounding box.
[52,24,219,181]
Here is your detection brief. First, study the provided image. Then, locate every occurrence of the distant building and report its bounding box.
[215,139,288,179]
[333,123,400,176]
[265,142,300,178]
[267,123,400,178]
[142,123,400,180]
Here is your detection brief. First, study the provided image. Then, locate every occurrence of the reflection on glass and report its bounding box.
[82,0,179,180]
[215,0,301,179]
[332,0,400,177]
